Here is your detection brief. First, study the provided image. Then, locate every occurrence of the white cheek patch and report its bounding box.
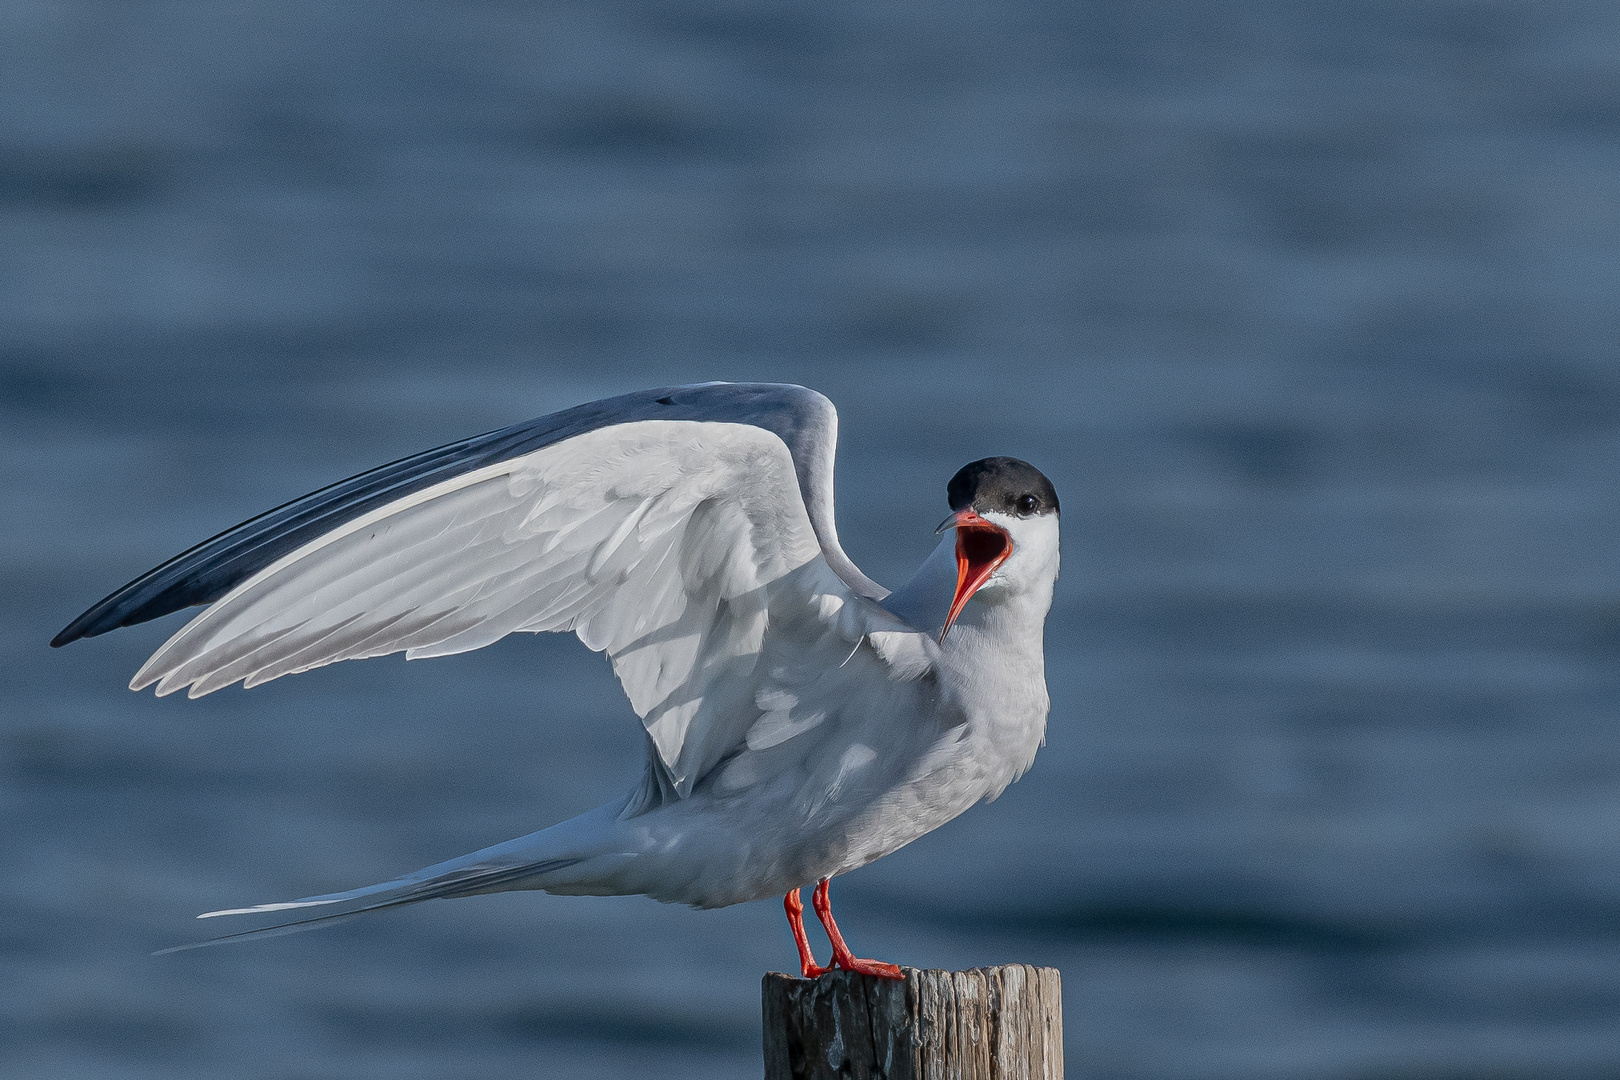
[977,510,1060,590]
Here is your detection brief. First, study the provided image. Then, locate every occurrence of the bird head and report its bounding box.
[936,457,1060,640]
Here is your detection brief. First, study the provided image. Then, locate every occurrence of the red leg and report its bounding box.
[809,878,904,980]
[783,889,828,978]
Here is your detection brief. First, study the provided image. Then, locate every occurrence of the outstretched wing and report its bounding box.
[51,382,883,648]
[55,383,919,797]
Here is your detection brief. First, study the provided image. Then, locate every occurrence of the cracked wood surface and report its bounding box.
[763,965,1062,1079]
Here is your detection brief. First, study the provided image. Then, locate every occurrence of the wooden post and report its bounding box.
[763,965,1062,1080]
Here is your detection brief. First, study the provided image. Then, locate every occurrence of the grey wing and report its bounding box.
[51,382,883,649]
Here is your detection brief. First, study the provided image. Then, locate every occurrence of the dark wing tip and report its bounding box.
[51,593,143,648]
[47,520,287,649]
[52,599,121,647]
[52,607,141,648]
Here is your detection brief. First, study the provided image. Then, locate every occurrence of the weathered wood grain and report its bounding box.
[763,965,1062,1079]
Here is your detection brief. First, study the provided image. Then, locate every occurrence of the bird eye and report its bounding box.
[1016,494,1039,516]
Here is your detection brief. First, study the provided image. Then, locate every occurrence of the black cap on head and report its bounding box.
[947,457,1059,518]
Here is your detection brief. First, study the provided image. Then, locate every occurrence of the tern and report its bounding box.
[53,382,1059,978]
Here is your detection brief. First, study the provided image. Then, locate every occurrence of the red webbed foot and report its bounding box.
[830,953,904,980]
[810,877,905,981]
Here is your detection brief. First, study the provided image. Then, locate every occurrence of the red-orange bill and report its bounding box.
[940,509,1012,641]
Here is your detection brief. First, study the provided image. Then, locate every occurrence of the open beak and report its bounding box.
[936,509,1012,642]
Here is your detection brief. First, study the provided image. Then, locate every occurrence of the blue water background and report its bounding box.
[4,2,1620,1077]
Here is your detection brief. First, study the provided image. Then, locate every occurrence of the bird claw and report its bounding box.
[832,954,904,980]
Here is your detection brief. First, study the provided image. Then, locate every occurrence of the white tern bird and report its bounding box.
[54,382,1060,977]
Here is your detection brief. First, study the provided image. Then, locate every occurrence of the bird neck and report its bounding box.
[929,565,1052,792]
[937,577,1052,677]
[881,534,1053,657]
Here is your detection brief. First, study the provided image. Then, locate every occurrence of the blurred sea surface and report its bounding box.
[4,1,1620,1077]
